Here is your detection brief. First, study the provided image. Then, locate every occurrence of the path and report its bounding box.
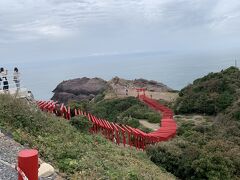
[139,95,177,141]
[0,130,21,179]
[139,120,160,131]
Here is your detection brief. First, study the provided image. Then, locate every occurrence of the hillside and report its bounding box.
[146,67,240,180]
[174,66,240,115]
[0,94,174,179]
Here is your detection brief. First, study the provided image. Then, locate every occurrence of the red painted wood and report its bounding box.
[37,95,177,150]
[18,149,38,180]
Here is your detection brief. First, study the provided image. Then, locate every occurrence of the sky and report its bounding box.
[0,0,240,63]
[0,0,240,99]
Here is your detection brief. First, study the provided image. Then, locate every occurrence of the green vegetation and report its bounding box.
[70,115,92,132]
[0,94,174,179]
[147,118,240,180]
[174,67,240,115]
[91,97,161,123]
[69,97,161,132]
[147,67,240,180]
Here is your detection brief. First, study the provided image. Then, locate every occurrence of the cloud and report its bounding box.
[0,0,239,61]
[209,0,240,33]
[11,23,72,38]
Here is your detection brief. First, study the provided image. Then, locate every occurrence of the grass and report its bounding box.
[0,94,174,179]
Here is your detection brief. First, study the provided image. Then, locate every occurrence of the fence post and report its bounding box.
[18,149,38,180]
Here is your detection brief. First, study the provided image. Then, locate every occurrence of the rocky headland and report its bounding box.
[52,76,175,104]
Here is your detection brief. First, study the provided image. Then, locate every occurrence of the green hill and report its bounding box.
[0,94,174,179]
[174,66,240,115]
[146,67,240,180]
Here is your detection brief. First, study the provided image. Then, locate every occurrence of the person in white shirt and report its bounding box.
[13,67,20,89]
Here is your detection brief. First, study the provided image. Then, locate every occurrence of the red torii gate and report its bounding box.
[136,88,146,97]
[36,97,177,151]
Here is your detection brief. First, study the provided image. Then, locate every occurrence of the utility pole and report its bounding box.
[235,59,238,68]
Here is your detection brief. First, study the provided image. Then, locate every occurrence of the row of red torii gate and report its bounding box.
[36,91,177,150]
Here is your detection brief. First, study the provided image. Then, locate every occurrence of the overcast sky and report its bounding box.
[0,0,239,64]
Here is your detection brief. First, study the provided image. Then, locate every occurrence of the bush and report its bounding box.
[145,112,160,123]
[147,114,240,180]
[191,155,234,180]
[234,111,240,121]
[138,125,152,133]
[94,93,105,103]
[118,117,140,128]
[70,115,92,132]
[69,100,91,112]
[146,138,240,180]
[216,92,234,112]
[91,97,161,126]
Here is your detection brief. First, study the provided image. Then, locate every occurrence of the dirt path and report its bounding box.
[139,120,160,131]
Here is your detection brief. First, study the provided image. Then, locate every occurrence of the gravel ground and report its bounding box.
[0,130,21,180]
[0,162,17,180]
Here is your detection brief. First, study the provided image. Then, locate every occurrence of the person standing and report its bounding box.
[13,67,20,89]
[13,67,20,97]
[0,67,9,93]
[0,72,2,90]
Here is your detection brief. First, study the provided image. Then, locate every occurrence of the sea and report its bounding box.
[1,52,238,100]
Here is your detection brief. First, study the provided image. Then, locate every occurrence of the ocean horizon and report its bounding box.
[2,51,238,100]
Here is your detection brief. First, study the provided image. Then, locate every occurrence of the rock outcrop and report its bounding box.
[109,77,173,92]
[52,77,108,104]
[52,76,174,104]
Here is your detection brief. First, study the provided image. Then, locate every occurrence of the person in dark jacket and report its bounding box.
[0,67,9,93]
[0,72,2,90]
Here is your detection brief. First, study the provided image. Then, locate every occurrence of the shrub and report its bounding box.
[118,117,140,128]
[94,93,105,103]
[145,112,161,123]
[147,115,240,180]
[138,125,152,133]
[234,111,240,121]
[147,138,239,180]
[91,97,161,126]
[70,115,92,132]
[216,92,234,112]
[69,100,90,112]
